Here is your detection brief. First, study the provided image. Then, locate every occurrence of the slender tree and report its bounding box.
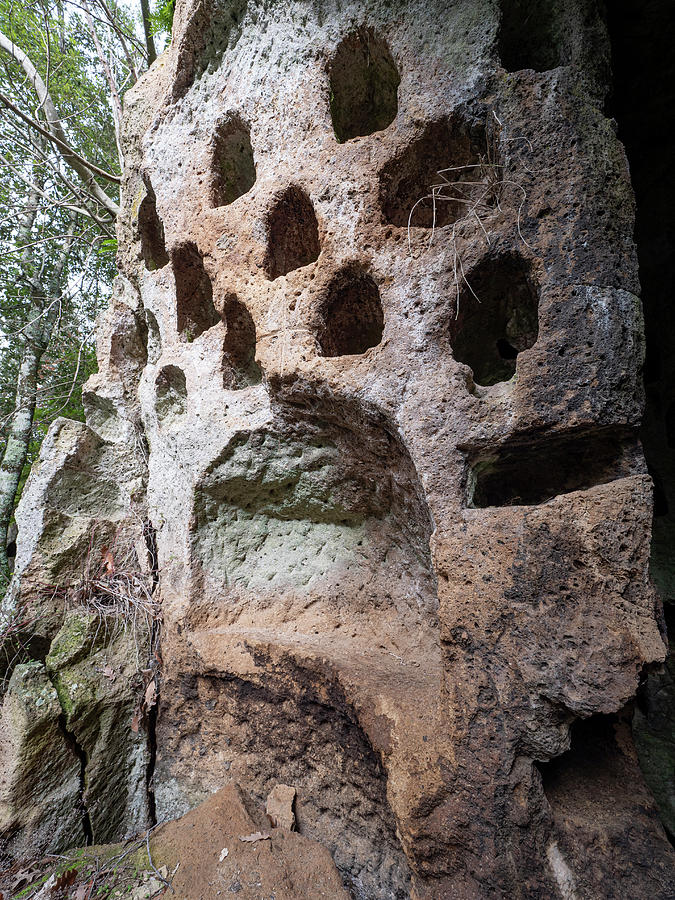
[139,0,157,65]
[0,0,171,594]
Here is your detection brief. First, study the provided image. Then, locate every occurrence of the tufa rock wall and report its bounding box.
[2,1,674,897]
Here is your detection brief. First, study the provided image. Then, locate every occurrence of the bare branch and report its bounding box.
[0,29,121,218]
[93,0,142,79]
[82,0,123,169]
[0,87,121,186]
[1,151,93,220]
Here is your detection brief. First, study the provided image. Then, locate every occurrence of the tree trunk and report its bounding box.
[0,315,43,588]
[140,0,157,66]
[0,203,75,591]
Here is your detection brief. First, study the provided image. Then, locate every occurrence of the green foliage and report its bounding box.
[0,0,148,567]
[151,0,176,37]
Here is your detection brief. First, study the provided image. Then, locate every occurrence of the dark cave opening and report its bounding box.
[606,0,675,841]
[466,427,638,509]
[449,252,539,386]
[263,185,321,280]
[317,266,384,357]
[328,26,400,143]
[498,0,562,73]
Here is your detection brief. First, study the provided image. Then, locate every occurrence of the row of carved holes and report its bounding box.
[139,7,551,377]
[198,6,560,212]
[139,111,494,279]
[201,25,400,218]
[153,251,538,396]
[153,267,385,416]
[171,250,385,357]
[138,0,567,269]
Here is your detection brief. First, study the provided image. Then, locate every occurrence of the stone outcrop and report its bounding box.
[1,1,674,898]
[150,782,351,899]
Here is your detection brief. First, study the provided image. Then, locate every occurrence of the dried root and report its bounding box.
[407,110,534,319]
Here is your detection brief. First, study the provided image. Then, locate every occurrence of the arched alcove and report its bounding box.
[172,243,220,341]
[155,365,187,427]
[264,185,320,280]
[138,180,169,271]
[209,114,256,207]
[145,310,162,365]
[379,117,490,228]
[328,27,400,142]
[317,267,384,357]
[222,295,262,390]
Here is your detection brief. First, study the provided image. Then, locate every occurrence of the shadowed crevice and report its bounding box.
[264,186,320,280]
[328,26,400,142]
[466,427,641,508]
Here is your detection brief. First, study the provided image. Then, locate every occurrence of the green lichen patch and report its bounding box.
[6,660,60,712]
[46,611,103,673]
[2,838,165,900]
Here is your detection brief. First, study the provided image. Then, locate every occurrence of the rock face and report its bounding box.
[150,782,351,899]
[2,1,675,897]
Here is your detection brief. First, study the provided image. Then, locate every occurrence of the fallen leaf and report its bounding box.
[53,868,78,891]
[12,870,38,890]
[239,831,270,843]
[100,547,115,575]
[144,680,157,710]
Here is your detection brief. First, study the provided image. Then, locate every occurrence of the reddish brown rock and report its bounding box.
[150,782,349,900]
[2,1,674,897]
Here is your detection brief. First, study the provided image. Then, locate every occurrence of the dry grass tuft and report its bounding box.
[407,110,534,318]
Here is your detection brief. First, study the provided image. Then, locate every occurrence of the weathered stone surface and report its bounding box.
[0,662,84,864]
[0,235,155,859]
[265,783,296,830]
[149,782,350,899]
[2,0,675,897]
[46,611,151,843]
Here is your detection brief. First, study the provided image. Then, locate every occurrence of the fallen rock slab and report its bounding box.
[149,782,348,900]
[265,784,296,831]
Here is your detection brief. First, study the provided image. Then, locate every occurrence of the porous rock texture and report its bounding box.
[148,782,351,899]
[2,1,675,898]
